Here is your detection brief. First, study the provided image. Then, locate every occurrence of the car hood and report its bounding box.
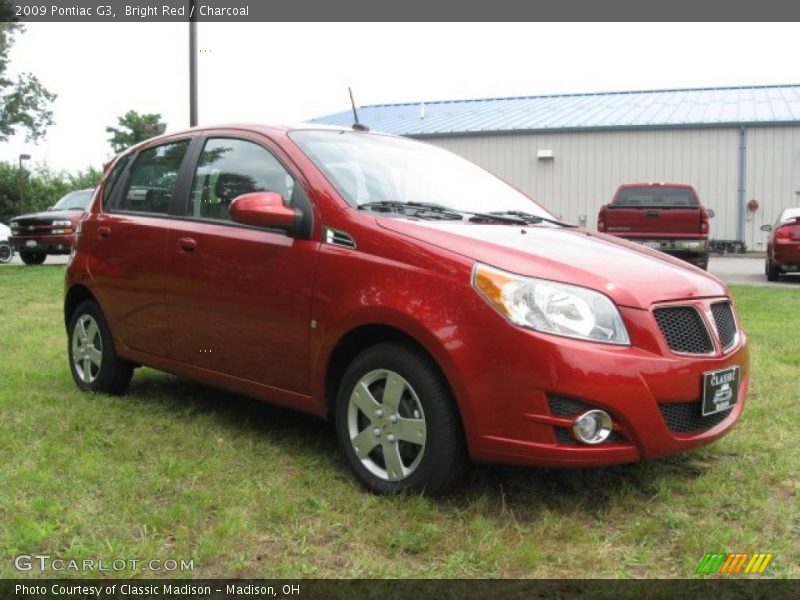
[376,217,727,309]
[10,210,81,223]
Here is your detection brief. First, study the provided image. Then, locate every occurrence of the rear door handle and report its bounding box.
[177,237,197,252]
[97,226,111,239]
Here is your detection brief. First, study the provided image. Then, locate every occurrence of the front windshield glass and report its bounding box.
[290,130,552,218]
[51,190,94,211]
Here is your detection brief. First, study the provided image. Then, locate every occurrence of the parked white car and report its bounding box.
[0,222,13,263]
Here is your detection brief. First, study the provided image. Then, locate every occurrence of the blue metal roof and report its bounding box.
[309,84,800,136]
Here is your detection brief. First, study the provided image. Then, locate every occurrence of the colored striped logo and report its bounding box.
[696,553,773,574]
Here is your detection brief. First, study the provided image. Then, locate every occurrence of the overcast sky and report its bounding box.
[2,22,798,172]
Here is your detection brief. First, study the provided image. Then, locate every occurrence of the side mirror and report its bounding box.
[707,209,715,218]
[760,224,772,232]
[230,192,299,232]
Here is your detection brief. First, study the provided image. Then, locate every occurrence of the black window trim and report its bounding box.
[102,154,133,209]
[102,132,316,239]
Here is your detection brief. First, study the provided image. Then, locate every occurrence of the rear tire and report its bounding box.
[766,260,780,282]
[68,300,133,395]
[335,342,469,495]
[19,250,46,265]
[0,241,12,264]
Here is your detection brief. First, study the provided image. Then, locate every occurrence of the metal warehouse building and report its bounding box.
[312,84,800,251]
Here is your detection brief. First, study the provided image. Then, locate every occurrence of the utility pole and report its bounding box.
[189,0,198,127]
[18,153,30,213]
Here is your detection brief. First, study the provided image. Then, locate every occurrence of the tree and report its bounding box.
[106,111,166,153]
[0,22,56,143]
[0,162,102,221]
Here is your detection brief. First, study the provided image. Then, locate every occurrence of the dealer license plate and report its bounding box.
[702,366,740,416]
[25,240,37,248]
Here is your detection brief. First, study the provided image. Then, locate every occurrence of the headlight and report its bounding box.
[472,263,630,345]
[52,220,72,226]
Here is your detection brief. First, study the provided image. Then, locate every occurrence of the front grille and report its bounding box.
[548,396,591,417]
[554,426,626,445]
[658,401,732,434]
[11,219,53,236]
[653,306,713,354]
[711,302,737,350]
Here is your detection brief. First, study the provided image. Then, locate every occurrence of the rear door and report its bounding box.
[91,138,193,356]
[162,134,319,394]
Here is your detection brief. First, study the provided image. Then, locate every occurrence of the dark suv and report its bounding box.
[9,188,95,264]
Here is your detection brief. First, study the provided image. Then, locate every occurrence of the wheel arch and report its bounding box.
[64,284,98,331]
[323,323,462,427]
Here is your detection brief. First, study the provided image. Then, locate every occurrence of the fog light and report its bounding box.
[572,410,613,444]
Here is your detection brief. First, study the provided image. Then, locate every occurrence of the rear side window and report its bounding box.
[102,154,131,208]
[187,138,295,222]
[614,187,698,207]
[117,140,190,214]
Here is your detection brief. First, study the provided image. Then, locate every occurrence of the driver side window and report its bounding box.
[188,138,295,222]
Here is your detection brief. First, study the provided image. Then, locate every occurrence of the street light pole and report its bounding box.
[189,0,198,127]
[18,153,31,213]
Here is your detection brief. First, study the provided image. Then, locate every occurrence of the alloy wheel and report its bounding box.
[71,314,103,384]
[347,369,427,482]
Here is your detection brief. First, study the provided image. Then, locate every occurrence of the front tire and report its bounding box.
[0,241,12,264]
[68,300,133,395]
[335,342,468,495]
[19,250,46,265]
[766,259,780,282]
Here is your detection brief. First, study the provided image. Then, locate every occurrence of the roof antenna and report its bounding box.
[348,87,369,131]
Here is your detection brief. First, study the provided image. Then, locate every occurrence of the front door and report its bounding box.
[163,136,318,394]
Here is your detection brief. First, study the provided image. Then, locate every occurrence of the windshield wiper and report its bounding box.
[467,212,529,225]
[489,210,577,228]
[359,200,452,211]
[358,200,463,221]
[358,201,565,226]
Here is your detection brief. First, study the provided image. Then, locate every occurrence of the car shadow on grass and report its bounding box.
[125,371,719,514]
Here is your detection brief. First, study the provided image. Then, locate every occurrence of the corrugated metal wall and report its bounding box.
[746,127,800,249]
[422,126,800,250]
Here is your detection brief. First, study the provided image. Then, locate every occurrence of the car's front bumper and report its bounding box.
[452,302,749,467]
[9,234,75,254]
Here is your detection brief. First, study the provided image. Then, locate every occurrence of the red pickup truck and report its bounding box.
[597,183,713,270]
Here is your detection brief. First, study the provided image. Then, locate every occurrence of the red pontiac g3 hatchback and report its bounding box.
[65,125,749,494]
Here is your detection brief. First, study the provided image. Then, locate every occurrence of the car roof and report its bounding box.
[125,122,385,153]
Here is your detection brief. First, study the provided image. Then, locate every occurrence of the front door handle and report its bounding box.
[97,226,111,239]
[177,237,197,253]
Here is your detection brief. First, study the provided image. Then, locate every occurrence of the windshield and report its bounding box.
[51,190,94,211]
[613,186,698,208]
[780,208,800,222]
[290,130,552,218]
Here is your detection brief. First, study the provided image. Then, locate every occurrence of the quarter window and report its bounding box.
[188,138,295,221]
[102,154,131,208]
[118,140,190,214]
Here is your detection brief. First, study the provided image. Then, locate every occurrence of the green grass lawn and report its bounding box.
[1,265,798,579]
